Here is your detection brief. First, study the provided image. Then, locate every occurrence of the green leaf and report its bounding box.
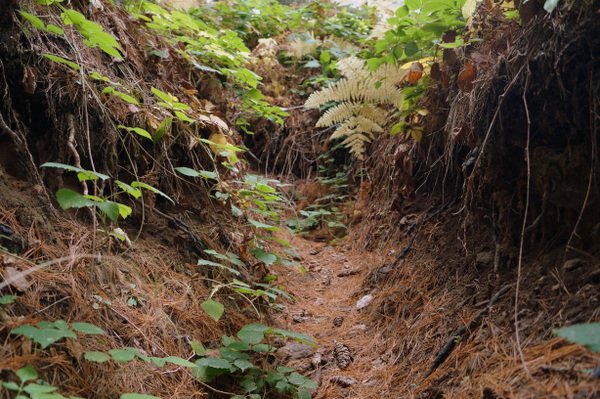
[46,24,64,35]
[19,11,46,30]
[109,348,139,363]
[116,203,133,219]
[84,351,111,362]
[270,328,316,346]
[201,300,225,322]
[233,359,254,371]
[0,294,18,304]
[2,381,20,391]
[296,389,312,399]
[231,204,243,217]
[94,201,120,221]
[319,51,331,64]
[153,117,172,142]
[251,344,275,353]
[23,383,58,394]
[16,365,38,383]
[115,181,142,198]
[190,341,207,356]
[174,167,217,179]
[12,325,71,349]
[405,0,422,10]
[41,54,81,70]
[287,372,319,388]
[150,87,175,103]
[247,219,281,231]
[130,181,174,203]
[174,111,194,122]
[118,125,152,140]
[195,357,232,370]
[71,322,105,335]
[120,394,162,399]
[227,341,250,351]
[554,323,600,352]
[175,167,199,177]
[161,356,197,368]
[405,42,419,57]
[544,0,560,12]
[41,162,109,180]
[304,60,320,68]
[249,248,277,265]
[219,347,250,362]
[55,188,96,209]
[237,323,269,345]
[103,88,138,104]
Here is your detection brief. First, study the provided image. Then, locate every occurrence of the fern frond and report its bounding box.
[337,56,369,81]
[305,55,409,160]
[316,103,386,127]
[323,36,361,54]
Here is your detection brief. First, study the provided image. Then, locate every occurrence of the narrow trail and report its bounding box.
[271,232,392,398]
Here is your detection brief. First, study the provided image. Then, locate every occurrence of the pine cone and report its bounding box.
[333,341,352,369]
[332,316,344,327]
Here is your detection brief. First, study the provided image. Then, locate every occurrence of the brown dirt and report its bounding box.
[271,205,600,399]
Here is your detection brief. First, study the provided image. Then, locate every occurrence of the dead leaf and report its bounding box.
[407,62,424,84]
[458,62,477,92]
[3,267,32,292]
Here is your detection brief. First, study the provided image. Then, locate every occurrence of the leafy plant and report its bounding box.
[2,365,85,399]
[192,324,317,399]
[11,320,104,349]
[41,162,173,223]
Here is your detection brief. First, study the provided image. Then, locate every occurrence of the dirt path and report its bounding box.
[272,233,394,398]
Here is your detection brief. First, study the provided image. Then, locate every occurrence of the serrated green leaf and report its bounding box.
[251,344,275,353]
[195,357,232,370]
[109,348,138,363]
[288,372,319,388]
[84,351,111,362]
[12,325,70,348]
[237,323,269,345]
[71,322,105,335]
[55,189,94,210]
[219,347,250,362]
[227,341,250,351]
[201,300,224,322]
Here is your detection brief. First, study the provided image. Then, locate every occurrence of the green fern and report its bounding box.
[304,56,406,160]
